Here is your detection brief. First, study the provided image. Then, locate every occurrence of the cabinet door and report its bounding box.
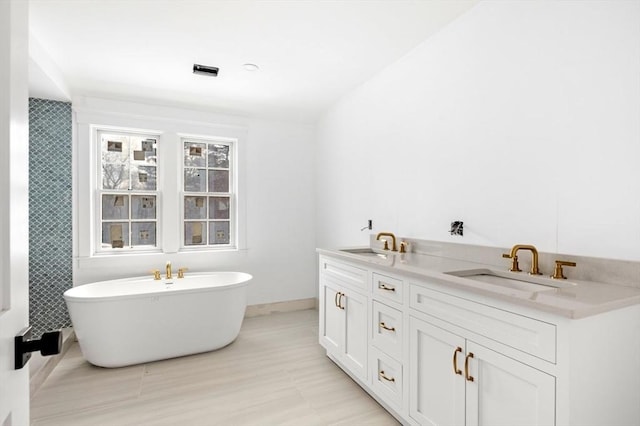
[410,317,466,426]
[465,342,555,426]
[320,281,344,355]
[342,289,368,381]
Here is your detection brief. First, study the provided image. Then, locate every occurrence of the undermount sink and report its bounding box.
[445,268,575,293]
[340,248,388,259]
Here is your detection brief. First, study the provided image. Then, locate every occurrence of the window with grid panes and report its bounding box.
[98,130,159,251]
[182,138,235,248]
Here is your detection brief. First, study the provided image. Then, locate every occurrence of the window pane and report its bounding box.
[185,168,206,192]
[209,221,230,245]
[132,138,157,165]
[184,221,206,246]
[101,136,130,190]
[184,142,206,167]
[132,222,156,247]
[102,194,129,220]
[209,197,230,219]
[184,196,206,219]
[131,165,157,190]
[208,144,230,168]
[102,222,129,249]
[208,170,229,193]
[131,195,156,220]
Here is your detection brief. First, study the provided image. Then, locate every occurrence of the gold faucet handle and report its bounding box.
[399,241,408,254]
[177,268,188,279]
[551,260,576,279]
[502,254,521,272]
[150,270,161,280]
[380,239,389,250]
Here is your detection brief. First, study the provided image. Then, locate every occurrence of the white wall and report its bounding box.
[244,118,317,303]
[316,0,640,261]
[73,98,316,306]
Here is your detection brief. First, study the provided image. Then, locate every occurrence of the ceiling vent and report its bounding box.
[193,64,219,77]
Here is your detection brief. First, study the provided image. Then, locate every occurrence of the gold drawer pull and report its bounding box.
[464,352,474,382]
[338,292,345,310]
[379,322,396,332]
[452,347,463,375]
[379,283,396,292]
[334,291,340,308]
[379,370,395,382]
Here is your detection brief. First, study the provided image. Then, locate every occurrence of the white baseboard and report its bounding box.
[30,327,75,398]
[245,297,318,318]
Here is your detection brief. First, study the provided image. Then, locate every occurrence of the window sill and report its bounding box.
[75,248,246,271]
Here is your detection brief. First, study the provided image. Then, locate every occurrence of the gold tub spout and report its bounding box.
[166,261,172,279]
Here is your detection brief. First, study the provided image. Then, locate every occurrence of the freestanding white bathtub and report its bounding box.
[63,272,252,368]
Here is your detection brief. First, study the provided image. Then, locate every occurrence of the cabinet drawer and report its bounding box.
[372,272,403,305]
[320,257,367,290]
[410,284,556,363]
[372,301,403,360]
[370,346,403,409]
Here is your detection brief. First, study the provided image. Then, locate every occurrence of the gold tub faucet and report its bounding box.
[376,232,397,252]
[166,261,172,279]
[502,244,542,275]
[177,268,188,279]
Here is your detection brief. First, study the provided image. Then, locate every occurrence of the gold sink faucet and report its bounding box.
[376,232,397,252]
[502,244,542,275]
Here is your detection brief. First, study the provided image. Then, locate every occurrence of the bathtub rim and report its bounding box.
[63,271,252,303]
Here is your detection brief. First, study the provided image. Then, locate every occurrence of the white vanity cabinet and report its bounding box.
[409,283,556,426]
[319,256,369,381]
[370,272,406,412]
[318,251,640,426]
[409,316,555,426]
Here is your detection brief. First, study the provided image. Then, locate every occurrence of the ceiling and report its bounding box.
[29,0,477,123]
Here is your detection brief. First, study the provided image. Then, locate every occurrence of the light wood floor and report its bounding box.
[31,309,400,426]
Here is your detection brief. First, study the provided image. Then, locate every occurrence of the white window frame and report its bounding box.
[74,97,248,271]
[94,127,162,254]
[180,135,238,251]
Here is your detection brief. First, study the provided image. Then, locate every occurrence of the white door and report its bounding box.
[0,1,31,424]
[319,281,343,354]
[465,342,555,426]
[410,317,466,426]
[341,289,367,380]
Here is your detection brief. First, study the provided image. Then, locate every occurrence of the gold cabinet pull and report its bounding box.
[379,322,396,332]
[334,291,340,308]
[379,283,396,292]
[464,352,475,382]
[379,370,395,382]
[452,347,463,375]
[338,292,345,310]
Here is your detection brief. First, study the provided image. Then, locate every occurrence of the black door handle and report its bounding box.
[15,326,62,370]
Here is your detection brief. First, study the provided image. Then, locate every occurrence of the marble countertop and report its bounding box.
[317,247,640,319]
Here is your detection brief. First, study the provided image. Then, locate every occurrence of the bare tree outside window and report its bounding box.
[98,131,159,250]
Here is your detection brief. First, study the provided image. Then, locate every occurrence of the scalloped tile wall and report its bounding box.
[29,98,72,337]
